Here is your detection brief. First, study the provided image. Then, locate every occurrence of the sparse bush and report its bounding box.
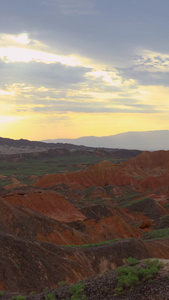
[124,257,140,266]
[45,292,56,300]
[69,283,87,300]
[0,292,5,297]
[29,291,36,295]
[114,258,163,295]
[10,295,26,300]
[58,281,67,287]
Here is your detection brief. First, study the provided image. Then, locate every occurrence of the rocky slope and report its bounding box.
[1,150,169,297]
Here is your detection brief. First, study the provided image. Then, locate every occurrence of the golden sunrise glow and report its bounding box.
[2,111,168,141]
[0,33,169,140]
[0,115,25,124]
[1,79,169,140]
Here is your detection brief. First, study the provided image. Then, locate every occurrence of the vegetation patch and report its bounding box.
[84,187,96,198]
[124,257,140,266]
[63,238,122,248]
[0,155,126,186]
[58,281,67,287]
[0,292,5,297]
[142,227,169,240]
[122,197,151,209]
[114,258,163,295]
[0,177,12,187]
[69,283,87,300]
[45,292,56,300]
[115,191,142,207]
[121,197,161,219]
[155,215,169,229]
[10,295,26,300]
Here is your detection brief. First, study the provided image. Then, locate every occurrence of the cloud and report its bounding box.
[134,51,169,72]
[117,50,169,86]
[0,60,91,88]
[0,33,82,66]
[57,0,96,15]
[13,96,160,114]
[1,0,169,66]
[86,69,122,86]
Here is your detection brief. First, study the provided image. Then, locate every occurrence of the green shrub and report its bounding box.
[29,291,36,295]
[45,292,56,300]
[124,257,140,266]
[0,292,5,297]
[10,296,26,300]
[114,258,163,295]
[58,281,67,287]
[69,283,87,300]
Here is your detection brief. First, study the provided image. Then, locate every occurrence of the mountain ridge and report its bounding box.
[43,130,169,151]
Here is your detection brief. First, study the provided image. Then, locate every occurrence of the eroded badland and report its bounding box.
[1,138,169,299]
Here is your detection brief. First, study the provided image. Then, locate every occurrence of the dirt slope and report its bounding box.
[34,151,169,192]
[34,161,136,189]
[4,190,85,222]
[1,234,169,294]
[123,150,169,175]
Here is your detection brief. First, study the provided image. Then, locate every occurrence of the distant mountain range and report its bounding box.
[0,136,140,160]
[43,130,169,151]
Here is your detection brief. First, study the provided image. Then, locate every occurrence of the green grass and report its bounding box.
[114,191,142,207]
[0,155,126,186]
[10,296,26,300]
[142,227,169,240]
[84,187,96,198]
[0,177,12,187]
[63,238,123,248]
[122,197,151,209]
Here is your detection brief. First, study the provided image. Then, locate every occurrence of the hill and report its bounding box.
[1,150,169,298]
[43,130,169,151]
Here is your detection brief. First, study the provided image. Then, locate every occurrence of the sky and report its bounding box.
[0,0,169,140]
